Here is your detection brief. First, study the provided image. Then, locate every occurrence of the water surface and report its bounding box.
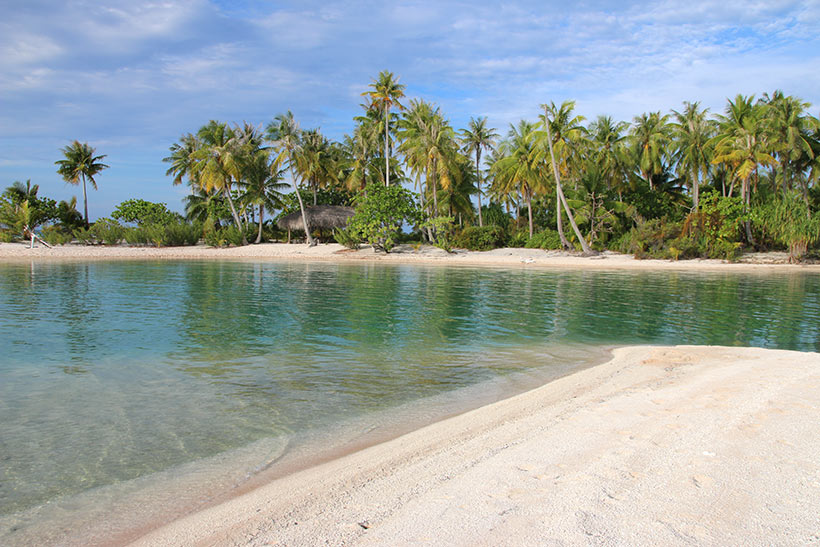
[1,260,818,542]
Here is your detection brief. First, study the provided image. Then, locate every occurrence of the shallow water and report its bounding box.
[1,260,819,542]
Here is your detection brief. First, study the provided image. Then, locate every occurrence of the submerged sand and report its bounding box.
[1,241,816,271]
[130,345,820,546]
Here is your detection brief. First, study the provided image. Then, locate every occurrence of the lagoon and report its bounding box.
[1,260,819,542]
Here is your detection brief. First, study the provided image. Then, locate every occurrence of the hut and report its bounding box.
[276,205,355,243]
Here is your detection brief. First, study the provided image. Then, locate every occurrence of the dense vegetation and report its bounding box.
[3,72,819,260]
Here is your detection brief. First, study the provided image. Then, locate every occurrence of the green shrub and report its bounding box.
[0,230,14,243]
[617,219,682,259]
[347,183,420,252]
[90,218,124,245]
[204,225,248,247]
[507,230,529,248]
[162,221,201,246]
[454,225,506,251]
[420,216,455,252]
[41,226,73,246]
[333,227,360,249]
[525,229,563,250]
[124,226,150,245]
[73,227,95,245]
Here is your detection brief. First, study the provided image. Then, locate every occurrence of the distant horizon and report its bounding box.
[2,0,818,219]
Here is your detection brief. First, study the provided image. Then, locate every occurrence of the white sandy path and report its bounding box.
[131,346,820,546]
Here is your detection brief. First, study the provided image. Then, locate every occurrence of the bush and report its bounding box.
[507,230,529,248]
[204,225,248,247]
[41,226,73,246]
[112,199,178,226]
[616,218,683,259]
[73,226,95,245]
[525,229,563,250]
[333,227,361,249]
[454,225,506,251]
[420,216,455,252]
[346,183,420,252]
[0,230,14,243]
[90,218,125,245]
[752,193,820,262]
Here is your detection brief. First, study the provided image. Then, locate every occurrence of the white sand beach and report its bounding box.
[126,345,820,546]
[0,241,816,272]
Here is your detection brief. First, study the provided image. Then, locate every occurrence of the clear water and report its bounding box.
[1,260,819,543]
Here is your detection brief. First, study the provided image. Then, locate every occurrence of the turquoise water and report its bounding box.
[1,260,819,542]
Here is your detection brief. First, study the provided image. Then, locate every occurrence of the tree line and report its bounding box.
[2,71,819,260]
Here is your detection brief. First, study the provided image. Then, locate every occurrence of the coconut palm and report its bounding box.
[55,140,109,227]
[163,133,201,190]
[266,111,315,245]
[761,91,817,200]
[5,180,40,204]
[460,117,498,227]
[671,101,715,209]
[491,120,543,238]
[630,112,671,190]
[587,115,630,197]
[240,148,288,243]
[712,94,778,242]
[190,120,246,243]
[535,102,592,253]
[362,70,406,187]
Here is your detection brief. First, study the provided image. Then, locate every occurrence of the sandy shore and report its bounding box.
[128,345,820,546]
[1,241,817,272]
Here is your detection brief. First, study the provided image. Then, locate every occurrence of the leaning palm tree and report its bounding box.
[266,111,315,245]
[55,140,109,227]
[163,133,201,190]
[536,102,592,253]
[460,117,498,227]
[362,70,406,186]
[672,101,715,209]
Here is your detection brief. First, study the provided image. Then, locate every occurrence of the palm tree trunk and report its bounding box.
[692,167,700,209]
[222,186,247,245]
[81,174,89,227]
[742,176,755,245]
[545,117,591,253]
[255,204,265,244]
[525,187,533,238]
[291,167,315,246]
[384,106,390,187]
[476,149,483,227]
[557,188,570,249]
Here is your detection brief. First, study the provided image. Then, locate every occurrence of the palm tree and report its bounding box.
[535,102,592,253]
[630,112,671,190]
[240,148,288,243]
[491,120,543,238]
[672,101,715,209]
[587,115,630,197]
[363,70,406,187]
[5,180,40,203]
[55,140,109,227]
[190,121,246,243]
[762,91,817,201]
[460,117,498,227]
[266,111,315,246]
[163,133,201,189]
[712,94,777,242]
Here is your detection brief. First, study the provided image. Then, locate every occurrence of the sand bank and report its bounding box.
[1,241,817,272]
[131,345,820,546]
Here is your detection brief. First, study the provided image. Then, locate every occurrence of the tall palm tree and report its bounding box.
[190,120,246,243]
[266,111,315,246]
[535,102,592,253]
[671,101,715,209]
[460,117,498,227]
[587,115,630,197]
[491,120,543,238]
[761,90,817,199]
[363,70,406,187]
[55,140,109,227]
[712,94,777,242]
[630,111,671,190]
[240,148,287,243]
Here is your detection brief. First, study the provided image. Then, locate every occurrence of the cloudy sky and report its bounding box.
[2,0,818,218]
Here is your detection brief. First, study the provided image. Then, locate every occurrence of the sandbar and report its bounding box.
[130,345,820,546]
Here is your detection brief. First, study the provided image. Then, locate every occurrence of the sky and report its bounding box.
[2,0,819,219]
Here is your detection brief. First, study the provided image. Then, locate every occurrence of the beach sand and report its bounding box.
[128,345,820,546]
[0,241,814,271]
[4,242,819,545]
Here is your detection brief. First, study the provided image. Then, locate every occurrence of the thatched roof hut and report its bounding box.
[276,205,355,233]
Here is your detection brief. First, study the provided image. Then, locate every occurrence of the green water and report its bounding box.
[1,260,819,541]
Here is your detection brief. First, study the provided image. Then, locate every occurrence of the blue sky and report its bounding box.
[2,0,819,218]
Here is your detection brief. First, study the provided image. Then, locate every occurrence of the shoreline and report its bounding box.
[1,241,818,272]
[128,344,820,546]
